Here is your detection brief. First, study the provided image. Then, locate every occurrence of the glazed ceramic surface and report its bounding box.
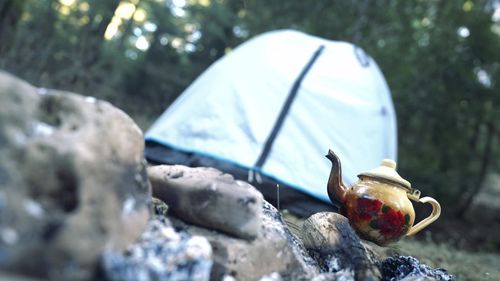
[326,150,441,245]
[342,179,415,244]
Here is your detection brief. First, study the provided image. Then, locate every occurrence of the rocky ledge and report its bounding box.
[0,71,453,281]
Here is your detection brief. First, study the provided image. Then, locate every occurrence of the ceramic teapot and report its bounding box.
[326,150,441,245]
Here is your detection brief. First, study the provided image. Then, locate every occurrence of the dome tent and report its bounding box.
[145,30,397,215]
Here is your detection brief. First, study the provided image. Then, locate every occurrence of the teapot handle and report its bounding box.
[406,196,441,236]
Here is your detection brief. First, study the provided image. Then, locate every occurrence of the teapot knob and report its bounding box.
[381,159,397,169]
[359,158,411,189]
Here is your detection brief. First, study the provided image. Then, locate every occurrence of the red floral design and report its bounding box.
[378,209,406,237]
[356,197,383,221]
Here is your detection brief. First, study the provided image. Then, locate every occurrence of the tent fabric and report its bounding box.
[145,29,397,204]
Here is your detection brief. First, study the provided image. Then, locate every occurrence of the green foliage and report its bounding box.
[0,0,498,216]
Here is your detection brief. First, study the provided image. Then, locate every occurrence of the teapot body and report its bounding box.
[326,150,441,245]
[341,178,415,245]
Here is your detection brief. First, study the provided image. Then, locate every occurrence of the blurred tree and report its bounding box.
[0,0,26,54]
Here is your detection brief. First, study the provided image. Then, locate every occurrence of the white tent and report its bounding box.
[145,29,397,206]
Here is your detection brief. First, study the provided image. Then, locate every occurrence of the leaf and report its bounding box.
[369,220,379,229]
[382,205,391,214]
[405,214,411,225]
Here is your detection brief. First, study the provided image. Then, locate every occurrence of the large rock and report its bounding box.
[102,219,213,281]
[301,212,381,281]
[0,71,151,280]
[148,165,263,240]
[171,201,320,281]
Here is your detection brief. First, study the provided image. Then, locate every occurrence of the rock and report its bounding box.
[399,277,437,281]
[171,201,320,281]
[151,197,171,226]
[102,219,213,281]
[0,271,47,281]
[259,272,283,281]
[220,275,238,281]
[148,165,263,240]
[301,212,381,281]
[311,271,355,281]
[0,71,151,280]
[379,256,453,281]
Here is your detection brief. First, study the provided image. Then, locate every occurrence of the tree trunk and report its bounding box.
[458,122,496,217]
[0,0,25,55]
[70,0,122,89]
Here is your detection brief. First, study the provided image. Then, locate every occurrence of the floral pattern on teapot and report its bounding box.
[344,196,412,244]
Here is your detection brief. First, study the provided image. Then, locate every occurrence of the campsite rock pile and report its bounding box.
[0,71,453,281]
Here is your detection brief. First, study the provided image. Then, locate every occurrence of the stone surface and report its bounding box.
[102,219,213,281]
[311,271,356,281]
[380,256,453,281]
[148,165,263,240]
[171,201,320,281]
[301,212,381,281]
[0,271,46,281]
[259,272,283,281]
[220,275,238,281]
[0,71,151,280]
[151,197,171,226]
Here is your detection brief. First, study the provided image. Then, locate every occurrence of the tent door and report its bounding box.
[253,45,325,169]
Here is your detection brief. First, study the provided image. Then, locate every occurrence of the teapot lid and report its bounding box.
[358,159,411,190]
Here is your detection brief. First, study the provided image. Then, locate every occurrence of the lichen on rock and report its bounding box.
[102,219,213,281]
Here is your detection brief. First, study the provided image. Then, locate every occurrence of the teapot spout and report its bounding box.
[326,149,347,205]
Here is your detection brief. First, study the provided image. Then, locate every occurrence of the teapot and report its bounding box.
[326,150,441,245]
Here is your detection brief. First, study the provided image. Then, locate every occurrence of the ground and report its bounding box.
[391,238,500,281]
[394,173,500,281]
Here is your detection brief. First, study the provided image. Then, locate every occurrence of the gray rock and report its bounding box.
[151,197,171,226]
[301,212,381,281]
[311,271,356,281]
[148,165,263,240]
[220,275,238,281]
[399,277,437,281]
[171,201,320,281]
[380,256,453,281]
[259,272,283,281]
[0,271,47,281]
[102,219,213,281]
[0,71,151,280]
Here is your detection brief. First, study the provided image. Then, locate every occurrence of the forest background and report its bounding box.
[1,1,500,278]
